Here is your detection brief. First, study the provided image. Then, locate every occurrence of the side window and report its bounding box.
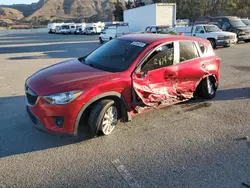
[198,43,207,54]
[151,27,157,33]
[145,27,151,32]
[222,22,230,30]
[195,26,205,33]
[198,42,215,57]
[179,41,199,62]
[141,43,174,72]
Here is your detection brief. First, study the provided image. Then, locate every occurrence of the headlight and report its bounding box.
[217,36,225,40]
[239,31,245,35]
[43,90,83,104]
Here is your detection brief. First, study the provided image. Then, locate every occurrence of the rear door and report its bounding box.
[174,40,203,99]
[132,42,180,106]
[174,40,216,98]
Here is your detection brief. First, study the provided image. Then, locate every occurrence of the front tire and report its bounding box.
[197,77,217,99]
[244,39,250,43]
[88,100,118,137]
[208,38,216,49]
[99,37,104,44]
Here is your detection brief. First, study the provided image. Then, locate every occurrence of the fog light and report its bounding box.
[53,117,64,128]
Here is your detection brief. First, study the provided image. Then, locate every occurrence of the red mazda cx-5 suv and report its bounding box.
[25,34,220,137]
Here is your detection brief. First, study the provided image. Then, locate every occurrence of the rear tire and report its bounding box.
[197,77,217,99]
[244,39,250,43]
[88,100,118,137]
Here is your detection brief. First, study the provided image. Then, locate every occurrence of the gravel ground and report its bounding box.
[0,32,249,188]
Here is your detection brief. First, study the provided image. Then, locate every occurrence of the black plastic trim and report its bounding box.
[73,92,131,136]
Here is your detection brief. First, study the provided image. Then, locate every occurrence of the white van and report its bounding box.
[48,23,64,33]
[75,23,86,34]
[99,23,130,44]
[84,22,105,35]
[60,23,76,34]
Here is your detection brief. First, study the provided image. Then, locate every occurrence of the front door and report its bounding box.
[193,26,206,39]
[132,42,180,107]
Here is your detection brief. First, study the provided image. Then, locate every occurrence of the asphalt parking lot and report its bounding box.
[0,31,250,188]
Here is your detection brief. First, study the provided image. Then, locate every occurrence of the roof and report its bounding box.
[119,33,202,44]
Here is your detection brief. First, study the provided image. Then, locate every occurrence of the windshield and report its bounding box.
[81,39,147,72]
[204,25,221,32]
[242,19,250,25]
[230,19,247,28]
[61,25,69,29]
[156,27,177,34]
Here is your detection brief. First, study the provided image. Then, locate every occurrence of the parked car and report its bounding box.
[145,25,178,35]
[207,16,250,43]
[25,34,220,137]
[241,18,250,27]
[99,23,130,44]
[175,24,237,48]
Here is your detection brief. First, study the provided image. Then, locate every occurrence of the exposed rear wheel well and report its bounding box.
[195,75,217,98]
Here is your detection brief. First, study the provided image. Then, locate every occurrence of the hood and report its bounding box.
[237,27,250,32]
[212,31,236,36]
[26,59,114,96]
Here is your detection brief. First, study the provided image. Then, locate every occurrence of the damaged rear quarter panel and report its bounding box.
[132,41,220,108]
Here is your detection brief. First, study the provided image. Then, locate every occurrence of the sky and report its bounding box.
[0,0,38,5]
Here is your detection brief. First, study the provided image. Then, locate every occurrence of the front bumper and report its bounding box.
[216,38,237,46]
[26,96,84,135]
[238,34,250,41]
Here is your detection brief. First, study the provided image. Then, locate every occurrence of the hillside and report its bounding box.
[0,7,24,25]
[0,0,118,24]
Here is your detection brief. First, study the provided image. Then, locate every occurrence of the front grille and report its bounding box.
[26,106,37,124]
[25,85,38,105]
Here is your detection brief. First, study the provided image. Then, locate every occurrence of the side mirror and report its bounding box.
[200,30,205,33]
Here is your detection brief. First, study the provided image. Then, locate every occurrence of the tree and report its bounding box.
[113,1,124,21]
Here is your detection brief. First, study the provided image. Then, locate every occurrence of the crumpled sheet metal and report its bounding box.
[132,74,193,107]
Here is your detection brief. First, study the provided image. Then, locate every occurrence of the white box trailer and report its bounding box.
[124,3,176,32]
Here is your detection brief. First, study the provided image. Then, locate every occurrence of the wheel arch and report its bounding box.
[73,92,131,136]
[195,74,218,96]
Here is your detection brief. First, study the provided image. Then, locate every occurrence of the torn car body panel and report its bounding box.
[132,56,220,108]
